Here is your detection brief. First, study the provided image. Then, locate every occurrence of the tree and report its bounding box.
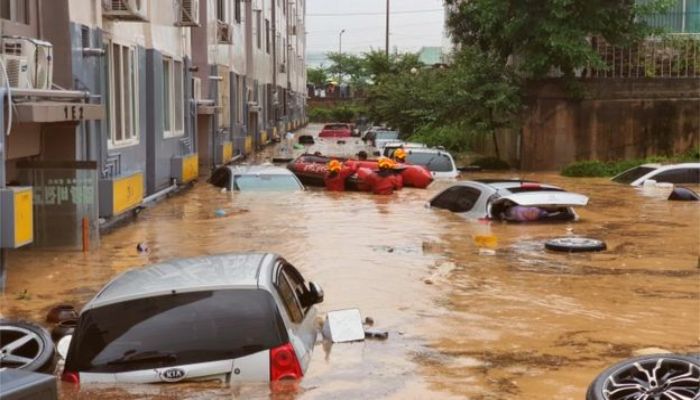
[367,47,522,156]
[325,52,365,85]
[445,0,674,78]
[307,67,328,87]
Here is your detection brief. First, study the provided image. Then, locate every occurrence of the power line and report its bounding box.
[307,20,445,36]
[307,8,443,17]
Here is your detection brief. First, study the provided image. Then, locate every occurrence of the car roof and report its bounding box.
[631,162,700,170]
[406,148,452,155]
[226,164,295,176]
[455,179,564,192]
[83,253,275,310]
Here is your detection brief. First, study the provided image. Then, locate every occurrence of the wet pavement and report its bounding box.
[1,124,698,399]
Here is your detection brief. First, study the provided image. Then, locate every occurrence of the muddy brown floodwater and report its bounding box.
[1,124,699,400]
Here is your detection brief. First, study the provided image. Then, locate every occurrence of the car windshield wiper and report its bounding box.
[106,350,177,366]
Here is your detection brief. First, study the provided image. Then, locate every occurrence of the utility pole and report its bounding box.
[385,0,390,57]
[338,29,345,97]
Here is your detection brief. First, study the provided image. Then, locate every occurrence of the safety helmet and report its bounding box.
[377,157,395,170]
[327,159,342,173]
[394,148,406,161]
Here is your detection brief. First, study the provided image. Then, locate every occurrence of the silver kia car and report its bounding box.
[61,253,323,384]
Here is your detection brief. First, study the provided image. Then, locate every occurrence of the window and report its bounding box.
[265,19,271,53]
[612,166,656,184]
[652,168,700,184]
[256,11,262,49]
[216,0,225,22]
[234,0,241,23]
[233,174,303,192]
[108,42,139,148]
[237,75,244,124]
[430,186,482,213]
[0,0,28,24]
[162,58,184,138]
[65,290,288,373]
[406,152,455,172]
[275,264,305,323]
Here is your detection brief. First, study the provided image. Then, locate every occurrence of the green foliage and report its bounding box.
[561,160,621,177]
[471,157,511,170]
[410,124,473,153]
[367,47,522,156]
[445,0,674,80]
[329,107,356,123]
[561,149,700,177]
[308,107,332,122]
[308,103,368,123]
[307,67,328,87]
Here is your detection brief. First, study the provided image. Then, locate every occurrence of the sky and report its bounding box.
[306,0,446,66]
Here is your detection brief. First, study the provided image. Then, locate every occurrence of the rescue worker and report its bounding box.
[357,157,403,195]
[393,148,407,163]
[324,159,358,192]
[357,150,368,161]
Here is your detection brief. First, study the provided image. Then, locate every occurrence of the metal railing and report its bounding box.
[583,35,700,78]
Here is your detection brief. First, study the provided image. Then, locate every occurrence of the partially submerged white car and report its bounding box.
[62,253,323,384]
[429,180,589,221]
[399,148,459,179]
[612,163,700,187]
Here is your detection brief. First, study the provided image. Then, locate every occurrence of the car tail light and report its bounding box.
[61,371,80,384]
[521,182,541,189]
[270,343,303,381]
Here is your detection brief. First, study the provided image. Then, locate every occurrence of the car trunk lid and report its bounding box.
[493,191,589,207]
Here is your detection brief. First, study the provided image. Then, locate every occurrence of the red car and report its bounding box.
[318,123,352,138]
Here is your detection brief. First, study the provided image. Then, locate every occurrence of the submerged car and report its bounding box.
[318,123,352,138]
[612,162,700,186]
[400,148,459,179]
[62,253,324,384]
[208,165,304,192]
[382,142,428,157]
[363,129,400,149]
[429,179,588,221]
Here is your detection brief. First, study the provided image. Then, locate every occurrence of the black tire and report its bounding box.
[544,237,607,253]
[0,320,56,373]
[586,354,700,400]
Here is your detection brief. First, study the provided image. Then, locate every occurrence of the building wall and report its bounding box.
[67,0,194,202]
[519,79,700,170]
[470,79,700,171]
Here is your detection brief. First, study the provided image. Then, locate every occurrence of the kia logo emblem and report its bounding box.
[160,368,186,382]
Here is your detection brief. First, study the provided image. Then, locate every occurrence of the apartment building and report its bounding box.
[192,0,306,169]
[0,0,307,258]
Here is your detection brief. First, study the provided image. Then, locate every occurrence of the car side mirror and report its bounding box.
[309,282,324,304]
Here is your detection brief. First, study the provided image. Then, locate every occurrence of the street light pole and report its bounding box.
[385,0,390,57]
[338,29,345,97]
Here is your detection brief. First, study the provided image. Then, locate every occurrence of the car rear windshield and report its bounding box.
[234,175,302,191]
[66,290,288,373]
[376,131,399,140]
[612,166,655,184]
[324,124,348,130]
[407,153,454,172]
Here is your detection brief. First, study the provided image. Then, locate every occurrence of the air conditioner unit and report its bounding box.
[0,55,31,89]
[217,21,232,44]
[2,37,53,90]
[192,77,201,101]
[103,0,149,21]
[289,25,297,36]
[177,0,200,27]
